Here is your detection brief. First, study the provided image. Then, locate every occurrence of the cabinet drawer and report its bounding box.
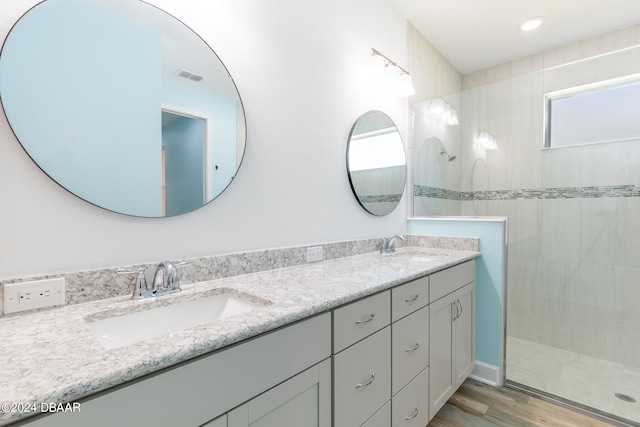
[333,290,390,353]
[391,275,428,322]
[429,261,475,303]
[333,326,391,427]
[391,368,429,427]
[391,305,429,396]
[361,401,391,427]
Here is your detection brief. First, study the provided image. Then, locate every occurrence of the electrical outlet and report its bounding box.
[4,278,65,314]
[306,246,324,263]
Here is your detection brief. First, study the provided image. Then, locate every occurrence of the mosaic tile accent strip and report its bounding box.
[415,184,640,201]
[358,194,403,203]
[414,185,462,200]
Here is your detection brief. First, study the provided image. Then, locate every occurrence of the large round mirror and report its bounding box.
[0,0,246,217]
[346,110,406,216]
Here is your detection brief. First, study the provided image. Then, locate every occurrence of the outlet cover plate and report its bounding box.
[306,246,324,263]
[4,277,66,314]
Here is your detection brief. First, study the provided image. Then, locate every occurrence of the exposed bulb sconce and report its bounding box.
[429,98,458,125]
[370,48,415,97]
[476,131,498,150]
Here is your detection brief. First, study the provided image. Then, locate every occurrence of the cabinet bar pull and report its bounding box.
[404,407,419,420]
[355,373,375,388]
[404,294,419,302]
[355,313,375,324]
[405,342,420,352]
[457,299,463,320]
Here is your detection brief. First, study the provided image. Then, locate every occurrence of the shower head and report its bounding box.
[440,148,457,162]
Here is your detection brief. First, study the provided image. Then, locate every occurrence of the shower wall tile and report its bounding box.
[626,198,640,268]
[463,53,544,90]
[624,267,640,338]
[580,197,628,265]
[543,24,640,70]
[507,257,539,319]
[503,199,540,259]
[538,259,581,325]
[576,263,627,333]
[539,199,582,262]
[544,42,640,94]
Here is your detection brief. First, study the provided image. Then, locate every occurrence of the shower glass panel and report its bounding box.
[465,47,640,425]
[412,95,462,217]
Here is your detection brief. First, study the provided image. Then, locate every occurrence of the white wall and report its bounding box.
[0,0,411,278]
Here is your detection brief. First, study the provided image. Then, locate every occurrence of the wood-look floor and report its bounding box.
[427,379,623,427]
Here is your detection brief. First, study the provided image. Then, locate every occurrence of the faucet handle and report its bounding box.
[117,267,150,299]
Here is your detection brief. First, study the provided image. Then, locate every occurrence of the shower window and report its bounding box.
[544,75,640,148]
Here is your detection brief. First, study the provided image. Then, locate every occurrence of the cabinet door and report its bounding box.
[428,292,455,418]
[454,282,475,387]
[227,358,331,427]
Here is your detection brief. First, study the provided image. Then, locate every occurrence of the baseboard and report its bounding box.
[469,361,501,386]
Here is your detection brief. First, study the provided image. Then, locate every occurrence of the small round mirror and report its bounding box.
[346,110,406,216]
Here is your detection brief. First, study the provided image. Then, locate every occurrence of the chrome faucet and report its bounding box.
[117,261,189,300]
[152,261,182,295]
[380,235,405,254]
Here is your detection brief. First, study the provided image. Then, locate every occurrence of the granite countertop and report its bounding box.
[0,246,478,425]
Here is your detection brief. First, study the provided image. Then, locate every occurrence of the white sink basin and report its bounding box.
[86,291,269,350]
[387,252,436,263]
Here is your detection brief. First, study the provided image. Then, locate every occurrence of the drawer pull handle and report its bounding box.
[404,407,419,421]
[355,313,375,324]
[404,294,419,302]
[405,342,420,352]
[355,373,375,389]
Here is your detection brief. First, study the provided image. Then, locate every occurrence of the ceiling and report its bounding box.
[386,0,640,74]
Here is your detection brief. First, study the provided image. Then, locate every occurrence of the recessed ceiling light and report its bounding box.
[519,16,546,32]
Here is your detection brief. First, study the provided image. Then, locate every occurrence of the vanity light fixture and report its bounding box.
[429,98,459,125]
[476,131,498,150]
[370,48,415,97]
[518,16,546,32]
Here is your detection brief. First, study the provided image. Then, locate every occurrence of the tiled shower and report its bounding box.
[413,26,640,425]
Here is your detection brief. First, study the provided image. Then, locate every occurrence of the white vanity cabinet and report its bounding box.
[20,313,331,427]
[428,261,475,420]
[14,257,477,427]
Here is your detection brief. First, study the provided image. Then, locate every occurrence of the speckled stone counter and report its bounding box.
[0,245,478,425]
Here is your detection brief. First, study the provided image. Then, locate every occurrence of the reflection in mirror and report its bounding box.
[346,111,406,216]
[412,96,462,217]
[0,0,246,217]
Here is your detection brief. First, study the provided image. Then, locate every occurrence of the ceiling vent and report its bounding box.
[177,69,203,82]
